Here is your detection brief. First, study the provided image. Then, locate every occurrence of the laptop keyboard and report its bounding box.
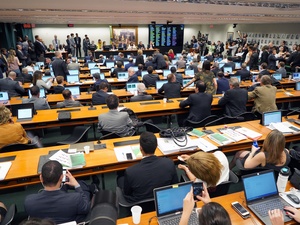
[252,198,289,217]
[160,212,198,225]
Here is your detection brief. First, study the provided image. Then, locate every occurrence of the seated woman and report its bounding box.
[178,151,229,187]
[32,70,53,91]
[0,105,31,149]
[229,129,290,171]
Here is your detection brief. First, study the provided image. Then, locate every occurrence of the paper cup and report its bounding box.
[163,98,167,103]
[84,146,90,154]
[131,205,142,224]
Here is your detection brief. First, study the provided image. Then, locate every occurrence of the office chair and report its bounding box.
[181,170,239,198]
[1,143,38,152]
[57,126,91,145]
[143,122,162,133]
[0,204,16,225]
[235,112,257,121]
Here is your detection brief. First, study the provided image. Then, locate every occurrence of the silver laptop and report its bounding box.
[242,170,292,225]
[153,181,198,225]
[0,92,9,103]
[69,141,94,152]
[17,108,33,121]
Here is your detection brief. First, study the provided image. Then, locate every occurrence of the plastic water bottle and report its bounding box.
[253,141,258,148]
[277,167,290,193]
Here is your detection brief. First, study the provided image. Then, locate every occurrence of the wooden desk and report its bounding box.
[117,188,297,225]
[93,49,156,58]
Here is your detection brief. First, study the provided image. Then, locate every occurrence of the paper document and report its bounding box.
[157,137,198,155]
[49,150,86,169]
[0,162,12,180]
[114,145,142,162]
[219,128,248,142]
[268,122,300,133]
[235,127,262,140]
[208,133,234,145]
[195,138,218,152]
[188,129,206,138]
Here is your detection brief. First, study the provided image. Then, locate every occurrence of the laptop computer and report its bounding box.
[0,92,9,103]
[223,66,233,74]
[90,68,101,75]
[117,72,129,81]
[272,73,282,81]
[163,70,170,77]
[67,75,79,83]
[235,62,241,69]
[17,108,33,122]
[231,75,241,83]
[293,73,300,80]
[11,103,35,117]
[88,62,97,69]
[126,83,139,93]
[261,110,282,126]
[295,82,300,91]
[153,181,198,225]
[29,88,46,98]
[185,69,194,77]
[182,79,192,87]
[242,170,292,225]
[106,62,115,68]
[68,70,79,76]
[141,71,148,78]
[156,80,168,90]
[66,86,81,97]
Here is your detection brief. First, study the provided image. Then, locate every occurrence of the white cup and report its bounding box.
[84,146,90,154]
[131,205,142,224]
[163,98,167,103]
[289,75,292,81]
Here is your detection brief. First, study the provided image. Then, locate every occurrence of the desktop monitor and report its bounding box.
[117,72,129,80]
[295,82,300,91]
[223,67,233,74]
[231,75,241,83]
[182,79,192,87]
[68,70,79,76]
[90,68,101,75]
[155,80,168,90]
[0,92,9,101]
[106,62,115,68]
[163,70,170,77]
[141,71,148,78]
[11,103,35,117]
[261,110,282,126]
[218,63,225,68]
[272,73,282,81]
[126,83,139,92]
[67,75,79,83]
[235,62,241,70]
[66,86,81,96]
[293,73,300,80]
[185,69,194,77]
[29,88,46,98]
[88,62,97,69]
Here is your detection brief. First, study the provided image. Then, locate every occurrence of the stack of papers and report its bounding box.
[0,162,12,180]
[114,145,142,162]
[208,133,234,145]
[268,122,300,133]
[188,129,206,138]
[219,128,248,142]
[194,138,218,152]
[49,150,86,169]
[157,137,198,155]
[235,127,262,140]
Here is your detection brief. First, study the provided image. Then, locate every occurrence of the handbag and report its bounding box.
[159,127,193,147]
[290,168,300,189]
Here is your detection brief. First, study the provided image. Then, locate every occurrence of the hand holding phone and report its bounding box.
[193,182,203,200]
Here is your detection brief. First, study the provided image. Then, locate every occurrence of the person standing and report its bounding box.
[83,35,90,57]
[52,51,69,80]
[69,33,76,56]
[52,35,60,51]
[75,33,81,58]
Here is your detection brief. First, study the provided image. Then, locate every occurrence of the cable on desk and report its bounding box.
[148,215,157,225]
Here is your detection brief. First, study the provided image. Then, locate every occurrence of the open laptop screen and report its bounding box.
[185,69,194,76]
[68,70,79,76]
[272,73,282,81]
[235,62,241,69]
[126,83,139,92]
[156,80,168,90]
[141,71,148,78]
[17,108,33,120]
[88,62,97,69]
[106,62,115,68]
[262,110,282,126]
[117,72,129,80]
[182,79,192,87]
[67,75,79,83]
[242,170,278,202]
[163,70,170,77]
[293,73,300,80]
[231,75,241,83]
[29,88,46,98]
[0,92,9,101]
[90,68,101,75]
[223,67,233,73]
[67,86,80,96]
[296,82,300,91]
[11,103,35,117]
[154,182,192,217]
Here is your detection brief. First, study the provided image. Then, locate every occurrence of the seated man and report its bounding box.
[276,61,287,78]
[248,75,277,114]
[91,72,108,91]
[124,58,135,71]
[92,82,110,105]
[158,73,181,98]
[22,86,50,110]
[218,77,248,117]
[171,66,183,86]
[98,94,135,137]
[0,71,25,97]
[235,63,251,80]
[127,67,138,83]
[53,76,65,94]
[21,67,33,83]
[56,89,82,108]
[117,131,178,202]
[216,72,230,94]
[142,66,160,88]
[24,160,99,224]
[259,62,270,76]
[178,81,212,126]
[248,74,263,92]
[130,83,152,102]
[111,61,125,77]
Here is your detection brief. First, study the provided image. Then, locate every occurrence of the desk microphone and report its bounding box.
[94,135,107,150]
[88,103,96,111]
[202,116,244,131]
[285,109,300,122]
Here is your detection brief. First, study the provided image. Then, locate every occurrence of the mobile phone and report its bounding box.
[62,169,69,183]
[231,201,250,219]
[193,182,203,199]
[126,153,133,160]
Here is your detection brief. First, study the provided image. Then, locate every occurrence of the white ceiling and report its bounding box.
[1,0,300,25]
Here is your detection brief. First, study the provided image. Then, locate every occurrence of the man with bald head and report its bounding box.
[52,51,69,80]
[0,71,25,97]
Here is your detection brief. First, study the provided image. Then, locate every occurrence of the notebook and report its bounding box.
[242,170,292,225]
[153,181,198,225]
[17,108,33,121]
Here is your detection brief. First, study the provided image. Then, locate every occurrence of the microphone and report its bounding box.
[203,117,225,131]
[203,116,244,131]
[88,103,96,110]
[285,109,300,122]
[94,134,107,150]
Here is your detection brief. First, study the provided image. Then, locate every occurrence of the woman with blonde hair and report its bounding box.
[0,105,30,149]
[7,49,22,76]
[178,151,229,187]
[230,129,290,170]
[135,49,144,66]
[163,55,170,68]
[168,49,175,60]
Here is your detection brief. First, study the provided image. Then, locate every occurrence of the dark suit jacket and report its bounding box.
[235,68,251,80]
[248,52,259,70]
[111,68,125,77]
[135,55,144,66]
[218,87,248,117]
[143,74,160,88]
[52,58,69,80]
[53,85,65,94]
[92,90,109,105]
[153,53,167,69]
[130,93,153,102]
[259,69,270,76]
[0,78,25,97]
[56,99,81,108]
[34,41,46,57]
[158,82,181,98]
[216,77,230,94]
[260,51,269,64]
[222,61,235,71]
[75,36,81,47]
[179,92,212,122]
[123,155,178,202]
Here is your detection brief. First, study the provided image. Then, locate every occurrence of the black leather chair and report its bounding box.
[1,143,37,152]
[57,126,91,145]
[0,204,16,225]
[235,158,269,176]
[184,115,219,128]
[235,112,257,121]
[143,122,162,133]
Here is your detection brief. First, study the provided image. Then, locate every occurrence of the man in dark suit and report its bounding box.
[117,131,178,202]
[52,51,69,80]
[16,44,27,67]
[130,83,152,102]
[218,77,248,117]
[118,41,127,50]
[34,35,46,61]
[92,82,110,105]
[111,61,125,77]
[259,63,270,76]
[235,63,251,80]
[142,66,160,88]
[222,56,235,71]
[153,50,167,70]
[158,74,181,99]
[216,72,230,94]
[0,71,25,97]
[56,89,82,108]
[75,33,81,58]
[247,46,259,70]
[178,81,212,126]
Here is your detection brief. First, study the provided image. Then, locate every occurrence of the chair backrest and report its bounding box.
[72,126,91,143]
[0,204,16,225]
[1,143,36,152]
[236,112,257,121]
[185,115,219,128]
[100,130,121,140]
[235,158,269,176]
